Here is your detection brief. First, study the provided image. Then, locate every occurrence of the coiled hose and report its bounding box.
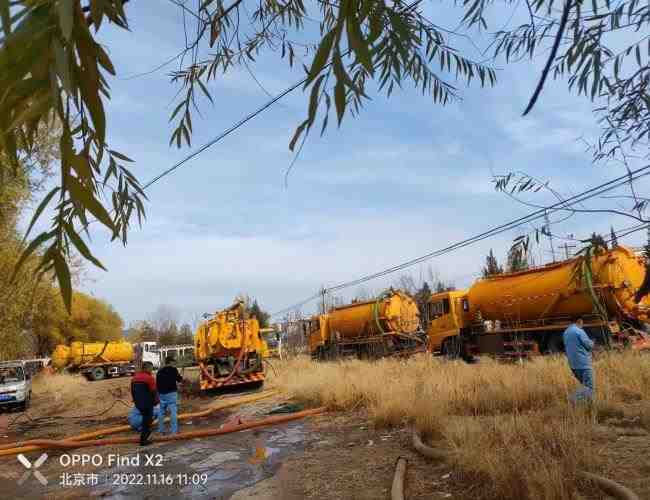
[199,316,250,387]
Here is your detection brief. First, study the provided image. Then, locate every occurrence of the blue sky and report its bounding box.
[53,1,649,325]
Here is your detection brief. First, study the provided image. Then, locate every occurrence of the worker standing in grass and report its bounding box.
[563,316,594,402]
[156,356,184,435]
[131,361,158,446]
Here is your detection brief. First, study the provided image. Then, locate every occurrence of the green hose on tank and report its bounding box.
[571,244,608,321]
[373,290,392,334]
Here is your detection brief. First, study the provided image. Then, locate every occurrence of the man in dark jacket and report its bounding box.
[156,356,184,435]
[131,361,158,445]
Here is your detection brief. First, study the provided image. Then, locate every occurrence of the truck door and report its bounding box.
[427,295,457,350]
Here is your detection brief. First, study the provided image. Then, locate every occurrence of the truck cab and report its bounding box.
[137,342,161,369]
[426,291,471,355]
[0,361,32,411]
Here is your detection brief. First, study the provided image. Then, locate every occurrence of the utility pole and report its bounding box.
[320,286,327,314]
[544,210,556,263]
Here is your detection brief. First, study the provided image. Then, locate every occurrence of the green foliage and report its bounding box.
[434,279,455,293]
[507,239,529,273]
[128,320,157,342]
[53,291,124,344]
[468,0,649,154]
[1,1,498,305]
[414,281,431,326]
[128,315,194,345]
[178,323,194,344]
[0,234,49,359]
[570,238,608,318]
[247,299,270,328]
[0,120,124,359]
[159,321,179,346]
[0,1,146,311]
[482,248,504,278]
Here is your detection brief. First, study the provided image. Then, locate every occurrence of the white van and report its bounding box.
[0,361,32,411]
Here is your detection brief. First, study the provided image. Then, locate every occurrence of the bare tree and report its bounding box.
[148,304,181,341]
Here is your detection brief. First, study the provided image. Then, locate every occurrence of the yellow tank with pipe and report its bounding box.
[66,341,133,368]
[194,301,267,362]
[327,289,420,339]
[194,299,268,391]
[51,345,71,369]
[468,246,650,322]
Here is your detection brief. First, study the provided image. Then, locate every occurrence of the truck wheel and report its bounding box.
[90,367,106,381]
[441,337,463,359]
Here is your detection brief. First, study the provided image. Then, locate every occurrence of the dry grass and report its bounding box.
[31,372,129,418]
[268,351,650,499]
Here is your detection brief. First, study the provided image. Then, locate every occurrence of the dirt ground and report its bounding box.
[235,408,650,500]
[0,369,206,443]
[0,372,648,499]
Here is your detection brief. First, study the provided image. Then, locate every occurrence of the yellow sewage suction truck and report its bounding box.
[305,289,424,360]
[427,245,650,359]
[51,340,161,380]
[194,300,268,391]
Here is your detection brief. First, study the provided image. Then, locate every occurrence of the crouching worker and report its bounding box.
[128,405,160,432]
[156,356,184,435]
[131,361,158,446]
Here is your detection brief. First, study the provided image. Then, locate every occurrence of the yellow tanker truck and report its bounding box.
[51,340,161,381]
[194,300,268,390]
[306,289,424,360]
[427,245,650,359]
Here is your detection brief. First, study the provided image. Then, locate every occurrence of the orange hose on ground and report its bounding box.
[0,390,277,453]
[0,407,325,457]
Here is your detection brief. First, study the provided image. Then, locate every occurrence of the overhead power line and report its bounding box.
[610,223,649,242]
[325,165,650,292]
[142,77,309,190]
[271,165,650,317]
[140,0,435,190]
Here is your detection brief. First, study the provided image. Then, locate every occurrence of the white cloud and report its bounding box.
[65,0,650,329]
[84,210,515,322]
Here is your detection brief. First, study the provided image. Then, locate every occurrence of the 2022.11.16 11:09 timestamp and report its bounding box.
[111,473,209,487]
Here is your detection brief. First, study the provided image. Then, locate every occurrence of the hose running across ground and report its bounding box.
[0,406,324,457]
[407,430,640,500]
[0,390,278,456]
[391,457,407,500]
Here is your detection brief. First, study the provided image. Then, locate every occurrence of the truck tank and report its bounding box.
[194,310,265,361]
[194,300,267,390]
[327,289,420,338]
[468,246,650,323]
[51,345,71,369]
[68,341,134,368]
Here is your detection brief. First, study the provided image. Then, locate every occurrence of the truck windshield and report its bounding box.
[0,366,24,383]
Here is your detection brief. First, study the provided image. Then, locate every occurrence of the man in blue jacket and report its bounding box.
[562,316,594,402]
